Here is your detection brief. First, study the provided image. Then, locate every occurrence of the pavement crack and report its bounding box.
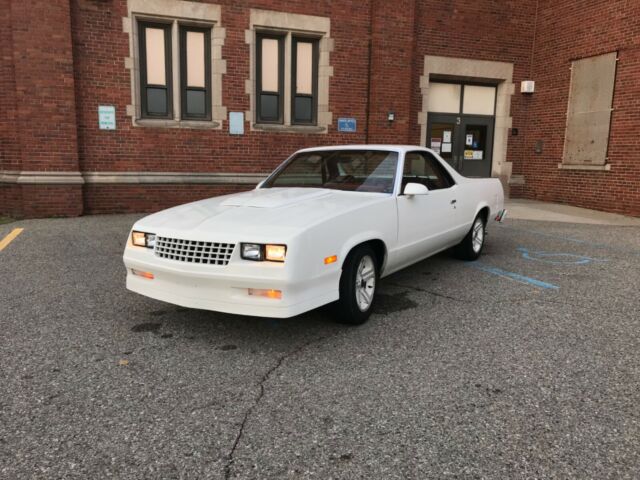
[223,334,330,479]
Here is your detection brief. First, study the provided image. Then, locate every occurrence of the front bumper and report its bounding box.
[123,246,339,318]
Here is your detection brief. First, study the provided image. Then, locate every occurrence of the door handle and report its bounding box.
[451,199,457,205]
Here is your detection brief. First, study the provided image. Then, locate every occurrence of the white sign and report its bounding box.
[473,150,484,160]
[229,112,244,135]
[98,106,116,130]
[443,131,452,143]
[441,143,452,153]
[465,134,473,146]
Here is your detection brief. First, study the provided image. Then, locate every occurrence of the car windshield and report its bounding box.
[263,150,398,193]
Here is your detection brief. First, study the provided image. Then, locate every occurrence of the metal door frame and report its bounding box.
[425,80,498,177]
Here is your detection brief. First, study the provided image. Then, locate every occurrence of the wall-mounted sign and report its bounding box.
[229,112,244,135]
[338,117,357,132]
[98,106,116,130]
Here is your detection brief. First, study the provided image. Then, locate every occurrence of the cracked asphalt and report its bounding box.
[1,214,639,479]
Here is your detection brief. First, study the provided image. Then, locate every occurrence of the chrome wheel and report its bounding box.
[355,255,376,311]
[472,218,485,253]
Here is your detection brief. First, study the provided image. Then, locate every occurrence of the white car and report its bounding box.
[123,145,505,324]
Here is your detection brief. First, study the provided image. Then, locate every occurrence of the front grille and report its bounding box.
[154,237,235,266]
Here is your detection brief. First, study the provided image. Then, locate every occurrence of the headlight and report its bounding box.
[241,243,263,261]
[132,231,156,248]
[241,243,287,262]
[265,244,286,262]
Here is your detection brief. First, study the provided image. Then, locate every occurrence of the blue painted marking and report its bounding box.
[469,262,560,290]
[516,247,606,265]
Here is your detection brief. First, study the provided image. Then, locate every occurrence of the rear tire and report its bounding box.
[453,214,486,261]
[334,245,378,325]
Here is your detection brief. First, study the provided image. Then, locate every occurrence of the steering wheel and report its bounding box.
[338,175,357,183]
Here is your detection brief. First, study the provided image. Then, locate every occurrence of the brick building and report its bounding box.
[1,0,638,218]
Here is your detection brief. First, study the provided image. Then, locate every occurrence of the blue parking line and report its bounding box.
[468,262,560,290]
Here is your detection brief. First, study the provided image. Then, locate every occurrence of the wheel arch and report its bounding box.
[340,237,388,275]
[475,204,491,224]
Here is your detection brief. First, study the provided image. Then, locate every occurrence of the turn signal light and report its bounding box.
[131,269,154,280]
[248,288,282,300]
[324,255,338,265]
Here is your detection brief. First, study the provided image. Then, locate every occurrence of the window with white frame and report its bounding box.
[125,0,225,127]
[248,9,332,131]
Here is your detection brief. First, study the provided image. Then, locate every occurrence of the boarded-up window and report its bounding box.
[563,52,617,165]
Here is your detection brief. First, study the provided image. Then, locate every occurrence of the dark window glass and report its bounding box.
[186,90,206,116]
[147,87,168,115]
[180,26,211,120]
[402,152,454,191]
[256,33,284,123]
[294,97,312,122]
[139,22,173,119]
[260,94,279,121]
[291,37,318,125]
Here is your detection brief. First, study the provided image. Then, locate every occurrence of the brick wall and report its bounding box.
[511,0,640,216]
[1,0,639,218]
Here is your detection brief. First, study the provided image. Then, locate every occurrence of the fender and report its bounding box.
[339,231,389,273]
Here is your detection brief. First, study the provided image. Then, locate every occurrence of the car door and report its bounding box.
[395,151,459,266]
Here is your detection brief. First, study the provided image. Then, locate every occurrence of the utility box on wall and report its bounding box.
[520,80,535,94]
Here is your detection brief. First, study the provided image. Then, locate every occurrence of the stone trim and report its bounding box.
[1,171,268,185]
[124,0,226,128]
[0,171,85,185]
[419,55,515,185]
[558,163,611,171]
[83,172,266,184]
[246,9,333,132]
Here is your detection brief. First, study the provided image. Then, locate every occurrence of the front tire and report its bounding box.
[334,245,378,325]
[453,214,486,261]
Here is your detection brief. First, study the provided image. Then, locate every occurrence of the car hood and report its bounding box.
[134,188,389,241]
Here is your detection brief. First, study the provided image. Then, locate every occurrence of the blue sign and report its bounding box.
[338,117,357,133]
[98,106,116,130]
[229,112,244,135]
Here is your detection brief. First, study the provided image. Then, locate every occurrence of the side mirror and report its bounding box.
[403,182,429,196]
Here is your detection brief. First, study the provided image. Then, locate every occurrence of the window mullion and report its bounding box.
[283,32,292,126]
[171,20,180,120]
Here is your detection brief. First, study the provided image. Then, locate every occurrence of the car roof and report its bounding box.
[294,145,429,154]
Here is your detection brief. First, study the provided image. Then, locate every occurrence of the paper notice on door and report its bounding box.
[443,131,452,143]
[430,139,442,153]
[464,149,474,159]
[465,134,473,146]
[472,150,483,160]
[441,143,452,153]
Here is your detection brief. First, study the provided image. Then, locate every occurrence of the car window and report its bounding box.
[402,152,454,191]
[264,150,398,193]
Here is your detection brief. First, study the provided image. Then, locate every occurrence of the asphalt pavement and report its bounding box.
[1,214,639,479]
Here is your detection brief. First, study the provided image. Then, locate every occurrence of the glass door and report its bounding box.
[426,113,459,170]
[459,116,494,177]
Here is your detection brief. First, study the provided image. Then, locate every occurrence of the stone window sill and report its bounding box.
[558,163,611,171]
[253,123,326,134]
[134,119,221,129]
